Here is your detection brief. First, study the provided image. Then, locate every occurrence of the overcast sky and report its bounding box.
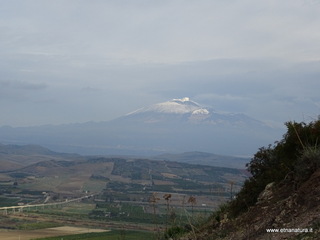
[1,0,320,127]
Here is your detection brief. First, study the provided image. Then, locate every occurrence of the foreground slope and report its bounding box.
[179,120,320,240]
[188,169,320,240]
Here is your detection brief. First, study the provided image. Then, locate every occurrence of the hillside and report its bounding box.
[3,156,246,195]
[181,169,320,240]
[0,144,249,171]
[178,120,320,240]
[0,144,82,171]
[0,143,58,155]
[0,144,250,203]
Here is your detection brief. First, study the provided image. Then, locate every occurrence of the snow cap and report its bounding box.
[173,97,190,102]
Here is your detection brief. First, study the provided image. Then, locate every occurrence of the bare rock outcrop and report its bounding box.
[181,169,320,240]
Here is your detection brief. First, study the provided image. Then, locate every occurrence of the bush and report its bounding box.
[164,226,188,239]
[228,119,320,217]
[295,145,320,184]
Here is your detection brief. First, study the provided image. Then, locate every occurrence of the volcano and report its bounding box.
[0,98,282,156]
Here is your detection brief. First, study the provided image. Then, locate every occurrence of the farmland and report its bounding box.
[0,145,248,239]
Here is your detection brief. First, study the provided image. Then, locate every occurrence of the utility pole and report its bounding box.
[229,181,234,200]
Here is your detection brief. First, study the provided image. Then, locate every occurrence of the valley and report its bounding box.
[0,144,248,239]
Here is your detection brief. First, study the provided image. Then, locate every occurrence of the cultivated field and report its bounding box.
[0,146,247,239]
[0,226,108,240]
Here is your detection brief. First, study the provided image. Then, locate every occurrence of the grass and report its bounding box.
[32,229,155,240]
[59,203,96,215]
[0,196,20,207]
[89,202,158,224]
[82,179,107,192]
[18,221,62,230]
[28,203,96,218]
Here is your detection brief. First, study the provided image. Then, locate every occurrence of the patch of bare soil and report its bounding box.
[0,226,108,240]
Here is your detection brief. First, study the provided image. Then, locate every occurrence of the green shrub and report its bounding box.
[295,145,320,184]
[228,120,320,217]
[164,226,188,239]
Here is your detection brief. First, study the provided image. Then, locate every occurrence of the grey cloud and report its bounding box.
[0,57,319,127]
[0,1,320,127]
[1,1,320,62]
[0,80,46,90]
[81,87,101,93]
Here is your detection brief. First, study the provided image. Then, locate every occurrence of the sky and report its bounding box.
[1,0,320,127]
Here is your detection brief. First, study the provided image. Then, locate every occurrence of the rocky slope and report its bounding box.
[181,165,320,240]
[179,120,320,240]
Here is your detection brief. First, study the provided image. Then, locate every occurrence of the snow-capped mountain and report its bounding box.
[127,97,203,115]
[121,97,267,128]
[0,98,283,157]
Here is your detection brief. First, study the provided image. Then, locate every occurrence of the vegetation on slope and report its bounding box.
[229,120,320,217]
[179,119,320,240]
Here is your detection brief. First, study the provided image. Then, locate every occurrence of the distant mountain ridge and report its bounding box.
[0,144,249,170]
[152,151,250,169]
[0,144,82,171]
[0,143,58,155]
[0,98,283,157]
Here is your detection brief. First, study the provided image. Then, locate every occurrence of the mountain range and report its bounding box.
[0,98,283,156]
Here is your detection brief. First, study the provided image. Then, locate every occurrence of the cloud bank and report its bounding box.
[0,0,319,127]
